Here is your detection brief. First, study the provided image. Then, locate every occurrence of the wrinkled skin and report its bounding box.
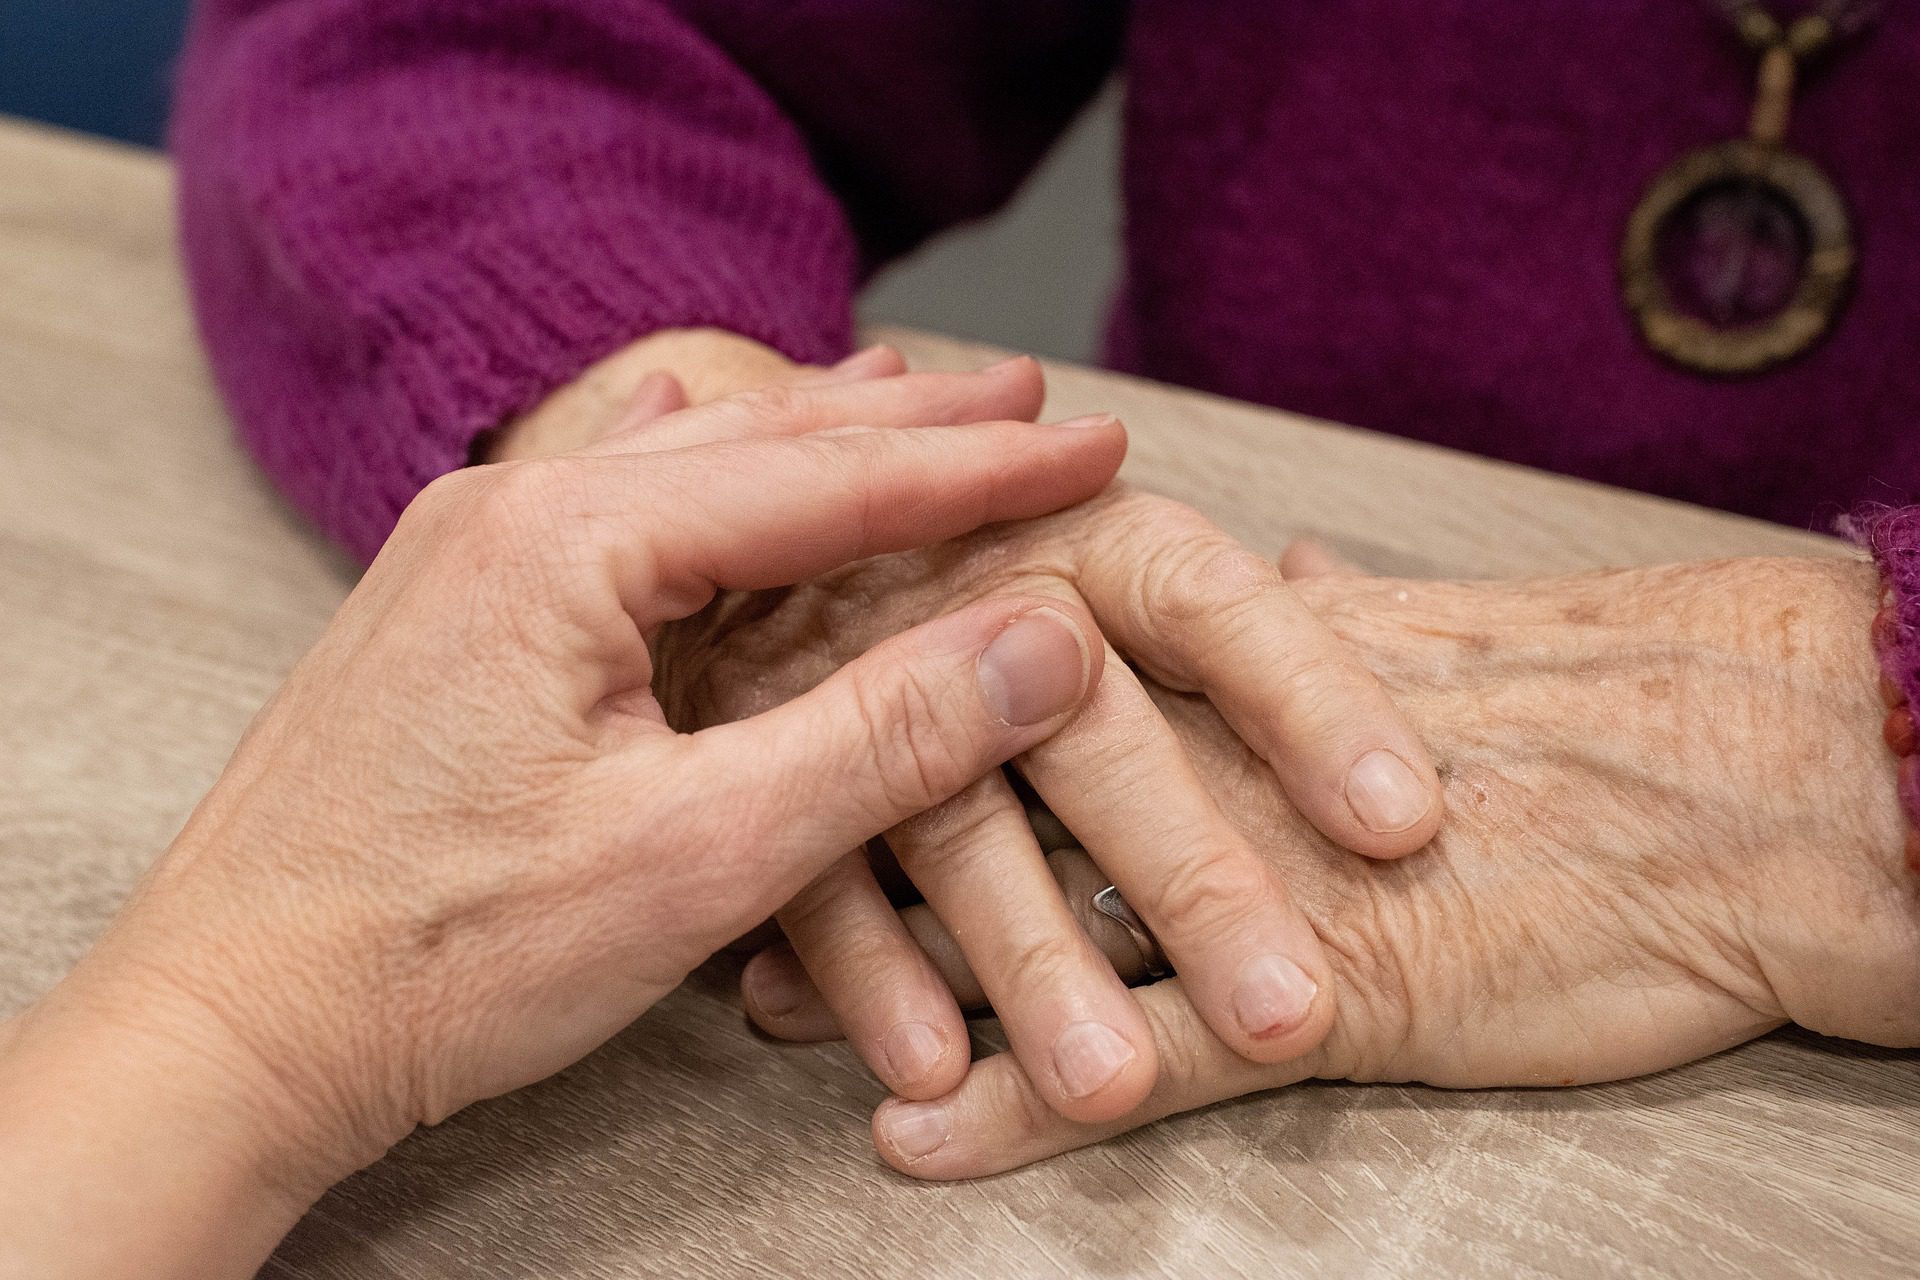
[676,531,1920,1176]
[1152,560,1919,1081]
[511,338,1453,1121]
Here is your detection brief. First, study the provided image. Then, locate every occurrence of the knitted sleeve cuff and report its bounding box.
[173,0,861,564]
[288,183,856,565]
[1853,504,1920,833]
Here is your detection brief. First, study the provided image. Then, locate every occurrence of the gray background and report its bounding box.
[860,86,1121,362]
[3,0,1120,362]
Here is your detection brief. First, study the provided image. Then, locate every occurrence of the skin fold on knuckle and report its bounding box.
[848,663,983,822]
[776,907,915,1012]
[1264,649,1391,736]
[1062,485,1189,565]
[728,383,810,429]
[1132,520,1277,628]
[887,783,1017,880]
[964,1056,1065,1160]
[1141,845,1274,943]
[766,844,879,935]
[994,930,1095,1005]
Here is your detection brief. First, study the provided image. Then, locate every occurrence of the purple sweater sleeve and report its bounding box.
[1857,505,1920,838]
[171,1,1121,561]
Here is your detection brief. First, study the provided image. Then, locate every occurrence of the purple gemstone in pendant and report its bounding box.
[1654,177,1810,327]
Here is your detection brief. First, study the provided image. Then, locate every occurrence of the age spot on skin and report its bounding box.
[1777,605,1803,660]
[1640,677,1675,699]
[1560,602,1603,624]
[1404,624,1494,653]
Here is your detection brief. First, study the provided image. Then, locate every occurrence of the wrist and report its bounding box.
[0,814,422,1258]
[1727,558,1920,1046]
[0,982,320,1279]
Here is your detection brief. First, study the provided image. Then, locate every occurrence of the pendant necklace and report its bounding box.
[1620,1,1880,375]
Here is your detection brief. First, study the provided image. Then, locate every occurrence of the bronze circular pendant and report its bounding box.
[1620,139,1854,376]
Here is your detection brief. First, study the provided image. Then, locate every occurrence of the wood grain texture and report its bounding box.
[1,115,1912,1279]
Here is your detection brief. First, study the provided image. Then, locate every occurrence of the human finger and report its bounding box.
[1073,502,1441,857]
[579,355,1047,457]
[1018,661,1336,1066]
[674,598,1103,914]
[760,852,970,1100]
[1278,537,1362,579]
[606,417,1126,628]
[879,772,1156,1121]
[872,979,1326,1179]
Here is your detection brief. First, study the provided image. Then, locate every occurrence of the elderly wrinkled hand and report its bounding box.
[0,372,1127,1279]
[658,473,1453,1122]
[510,339,1447,1126]
[748,557,1920,1176]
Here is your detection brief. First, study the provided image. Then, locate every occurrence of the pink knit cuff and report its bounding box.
[1853,504,1920,845]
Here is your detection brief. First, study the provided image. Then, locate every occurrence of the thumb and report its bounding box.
[675,598,1103,920]
[1278,537,1362,579]
[604,370,692,439]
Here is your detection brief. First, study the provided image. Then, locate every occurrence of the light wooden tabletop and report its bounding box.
[3,115,1914,1279]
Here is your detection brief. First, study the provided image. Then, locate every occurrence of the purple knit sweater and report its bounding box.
[171,2,1920,737]
[172,0,1920,555]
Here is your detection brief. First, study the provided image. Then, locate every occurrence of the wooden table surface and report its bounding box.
[4,115,1915,1279]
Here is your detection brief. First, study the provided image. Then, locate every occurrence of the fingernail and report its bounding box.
[1051,413,1116,430]
[882,1021,946,1088]
[744,951,803,1017]
[977,607,1091,727]
[983,355,1034,374]
[879,1101,951,1161]
[1233,953,1319,1039]
[1345,749,1431,834]
[1052,1020,1136,1099]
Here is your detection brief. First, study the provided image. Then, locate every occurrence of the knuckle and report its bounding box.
[1100,484,1185,529]
[481,456,570,513]
[411,465,487,518]
[775,867,879,951]
[891,786,1010,877]
[1143,846,1271,939]
[852,666,973,817]
[1139,532,1280,626]
[1055,485,1178,561]
[447,461,573,559]
[979,1056,1058,1142]
[728,383,810,429]
[772,869,844,937]
[1136,996,1207,1100]
[1268,650,1381,723]
[996,932,1085,997]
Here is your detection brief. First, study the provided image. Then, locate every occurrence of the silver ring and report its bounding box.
[1091,885,1171,979]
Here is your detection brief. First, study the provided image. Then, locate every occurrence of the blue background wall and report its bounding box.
[2,0,192,145]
